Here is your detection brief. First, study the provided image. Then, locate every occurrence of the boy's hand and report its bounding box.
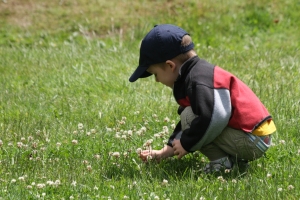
[139,145,175,163]
[172,139,188,159]
[139,149,162,162]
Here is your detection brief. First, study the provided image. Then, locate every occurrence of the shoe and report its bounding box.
[203,157,233,174]
[235,160,250,171]
[230,157,250,171]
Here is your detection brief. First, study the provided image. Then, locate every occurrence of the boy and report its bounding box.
[129,24,276,173]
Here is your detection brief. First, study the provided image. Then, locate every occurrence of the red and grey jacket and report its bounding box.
[167,56,272,152]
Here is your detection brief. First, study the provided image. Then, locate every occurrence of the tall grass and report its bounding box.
[0,0,300,199]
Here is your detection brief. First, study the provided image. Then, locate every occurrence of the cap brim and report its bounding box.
[129,65,152,82]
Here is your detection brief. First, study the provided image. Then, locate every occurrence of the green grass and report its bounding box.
[1,0,300,199]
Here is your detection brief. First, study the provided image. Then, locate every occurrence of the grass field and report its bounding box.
[1,0,300,199]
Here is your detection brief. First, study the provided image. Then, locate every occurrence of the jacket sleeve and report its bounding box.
[180,83,232,152]
[167,120,182,147]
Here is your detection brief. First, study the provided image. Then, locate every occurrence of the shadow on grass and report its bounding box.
[101,153,252,182]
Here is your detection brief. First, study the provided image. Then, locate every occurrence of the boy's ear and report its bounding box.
[165,60,176,72]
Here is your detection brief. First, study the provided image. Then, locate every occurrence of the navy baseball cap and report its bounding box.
[129,24,194,82]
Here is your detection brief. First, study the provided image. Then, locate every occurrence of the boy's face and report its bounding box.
[147,61,179,88]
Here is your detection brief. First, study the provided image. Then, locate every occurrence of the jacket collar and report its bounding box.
[176,55,200,82]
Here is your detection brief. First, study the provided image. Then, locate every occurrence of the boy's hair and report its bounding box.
[175,35,196,63]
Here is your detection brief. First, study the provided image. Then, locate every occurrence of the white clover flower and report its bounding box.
[31,141,37,148]
[27,185,33,189]
[110,185,115,190]
[94,154,100,159]
[56,142,62,148]
[152,114,158,118]
[70,196,74,200]
[163,126,169,134]
[140,127,146,133]
[55,180,61,186]
[136,130,142,136]
[18,176,25,181]
[11,179,16,183]
[46,181,54,185]
[28,136,34,141]
[72,140,78,145]
[144,139,153,147]
[78,123,84,130]
[164,117,170,122]
[91,129,96,134]
[123,195,129,199]
[106,127,112,132]
[86,132,91,136]
[287,185,294,190]
[31,182,36,186]
[127,130,133,136]
[94,186,98,190]
[82,160,89,164]
[171,123,176,129]
[37,183,46,189]
[136,148,142,154]
[257,164,262,168]
[17,142,23,148]
[161,179,168,186]
[232,179,237,184]
[278,188,283,192]
[71,181,77,186]
[224,169,231,173]
[199,197,206,200]
[279,140,285,144]
[122,116,127,121]
[121,135,127,140]
[154,196,159,200]
[134,111,140,115]
[112,152,120,158]
[21,137,26,142]
[267,173,272,178]
[87,165,92,171]
[73,131,78,135]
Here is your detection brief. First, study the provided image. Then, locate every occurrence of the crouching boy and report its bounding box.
[129,24,276,172]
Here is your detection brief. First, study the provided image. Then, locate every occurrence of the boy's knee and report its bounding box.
[180,106,197,130]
